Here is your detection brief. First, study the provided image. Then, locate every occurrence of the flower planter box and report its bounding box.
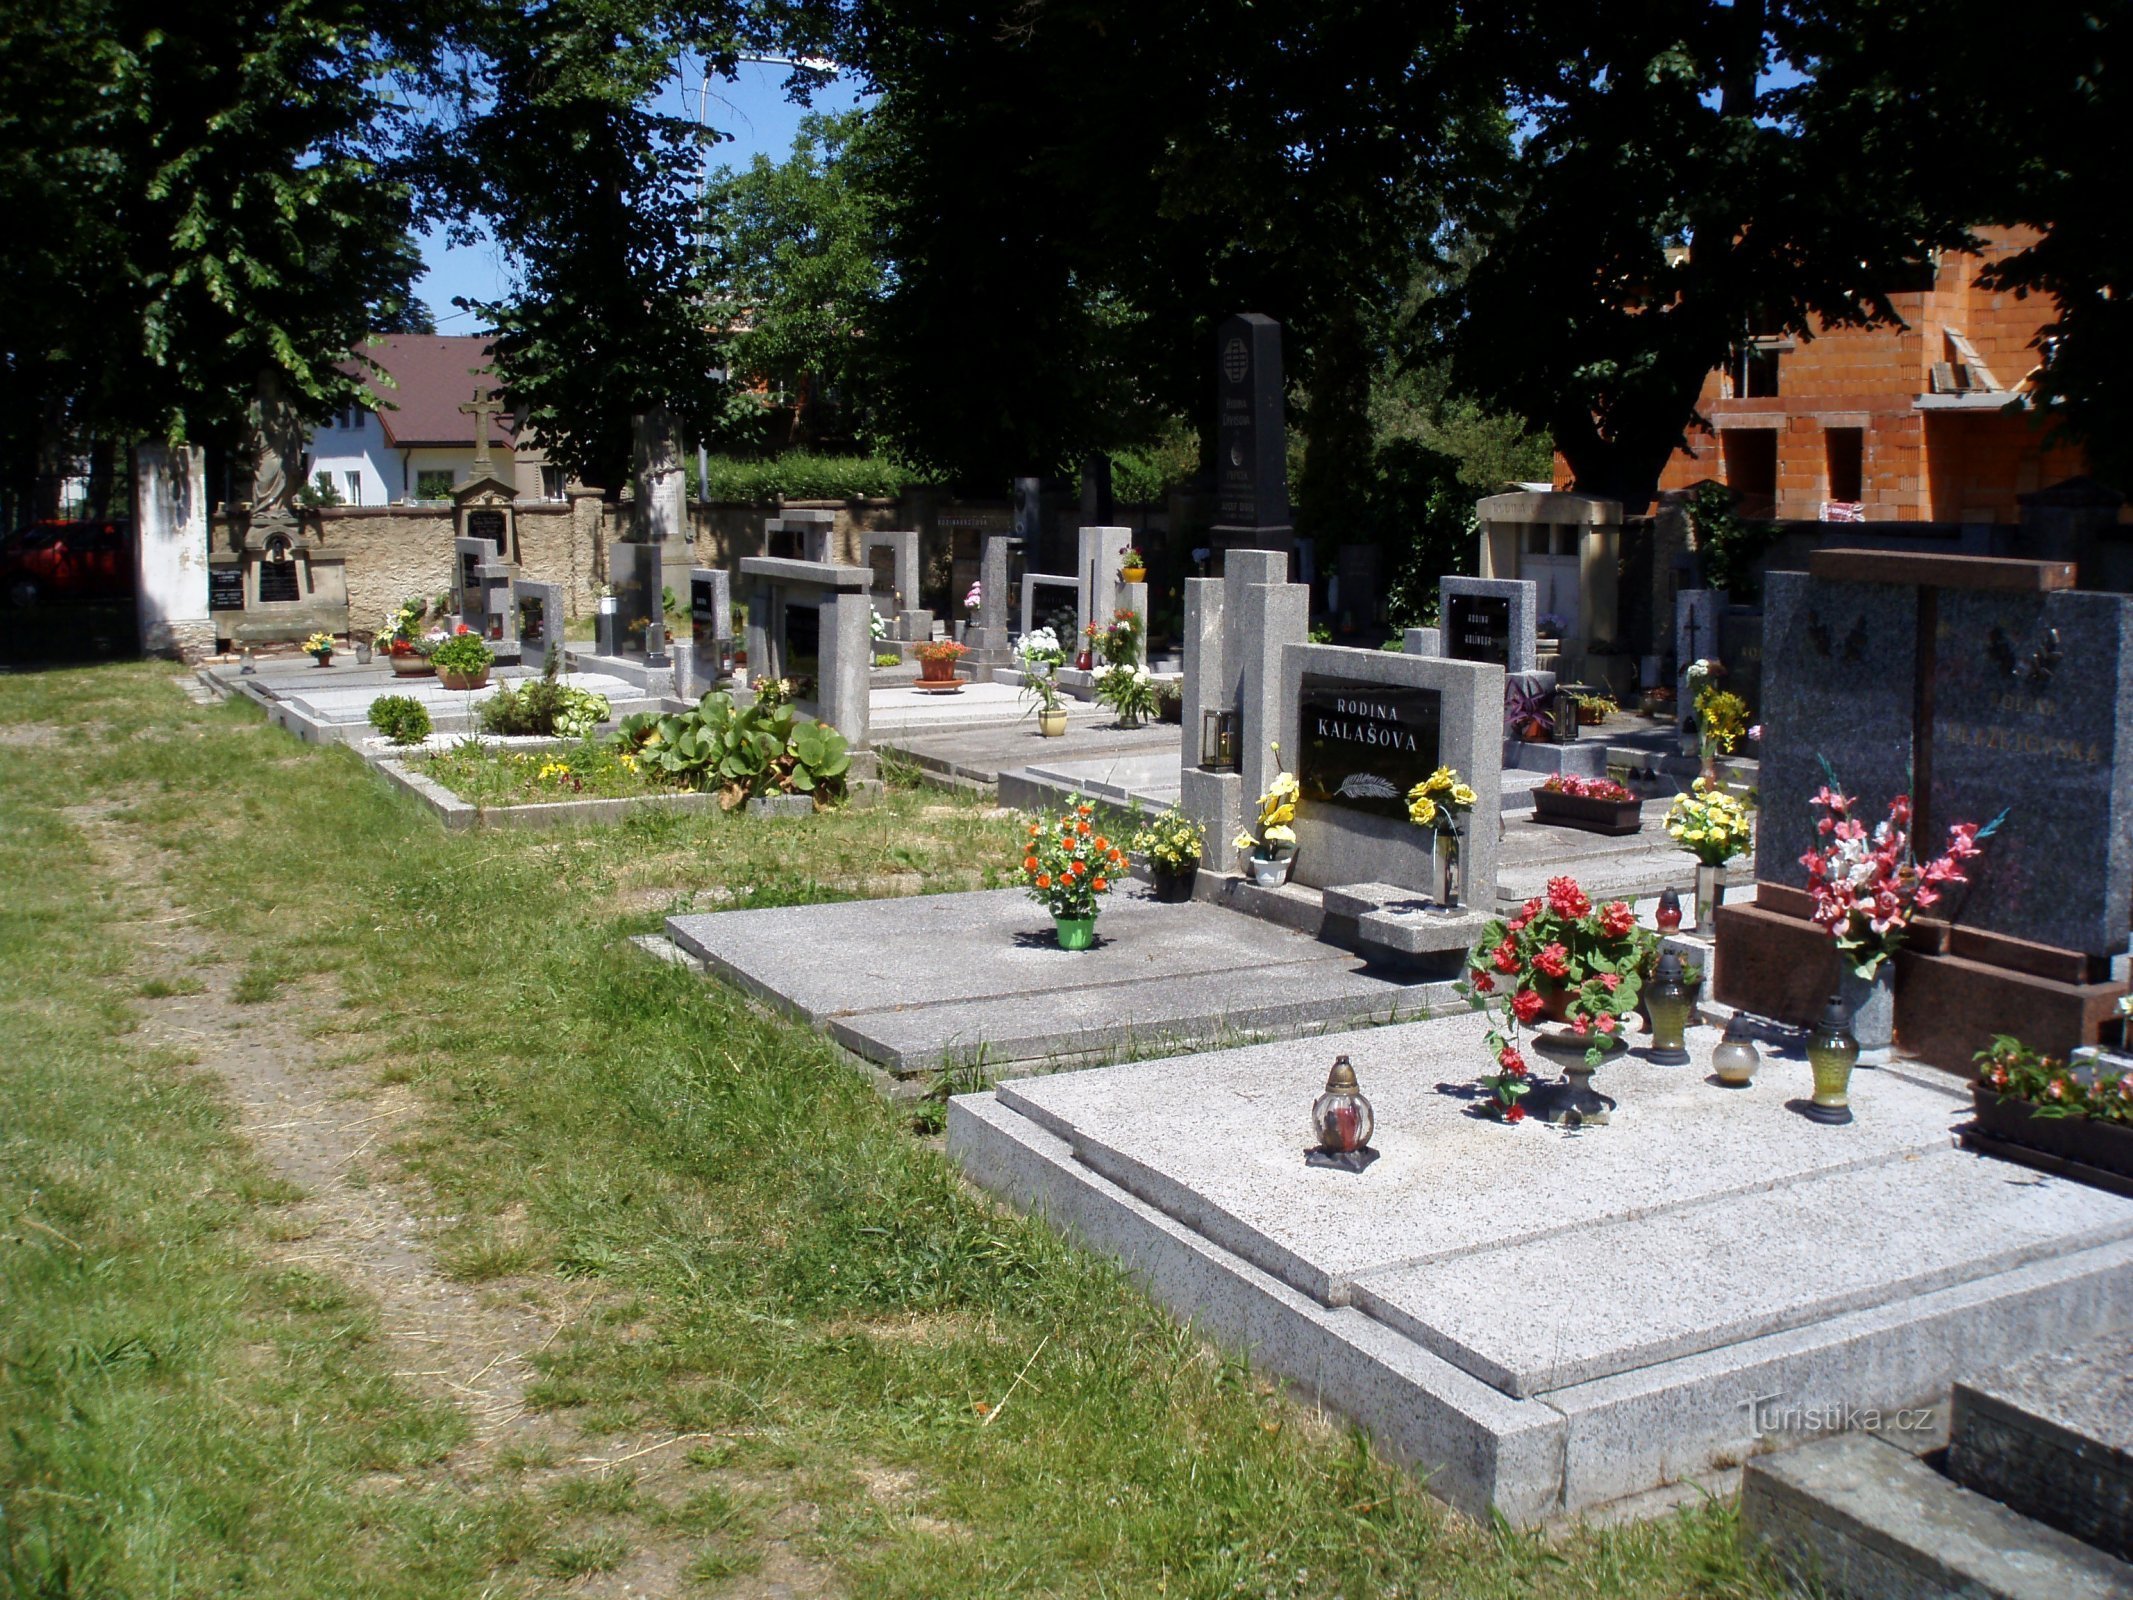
[1967,1087,2133,1197]
[1532,788,1642,836]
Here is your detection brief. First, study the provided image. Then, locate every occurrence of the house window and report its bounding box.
[343,471,363,508]
[1825,428,1864,504]
[1722,429,1778,512]
[539,465,565,501]
[1736,346,1781,398]
[416,469,453,501]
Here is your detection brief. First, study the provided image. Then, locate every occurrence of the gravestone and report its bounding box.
[967,532,1021,667]
[766,508,836,564]
[516,579,564,668]
[738,554,872,747]
[1210,313,1293,558]
[1076,525,1132,646]
[454,537,491,630]
[610,540,665,659]
[1402,627,1441,658]
[1281,645,1502,895]
[1716,606,1764,719]
[453,470,518,561]
[1441,576,1538,673]
[1722,552,2131,1062]
[861,528,929,642]
[1179,550,1309,862]
[688,566,732,693]
[1675,589,1724,736]
[1334,544,1383,628]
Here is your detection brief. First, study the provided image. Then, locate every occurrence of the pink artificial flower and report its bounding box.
[1596,1012,1619,1034]
[1533,942,1570,980]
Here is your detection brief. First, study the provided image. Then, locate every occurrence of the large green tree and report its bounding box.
[425,1,745,494]
[0,0,424,517]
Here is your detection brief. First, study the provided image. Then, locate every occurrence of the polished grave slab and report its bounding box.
[950,1013,2133,1522]
[665,883,1459,1076]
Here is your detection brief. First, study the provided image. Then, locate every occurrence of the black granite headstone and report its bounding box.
[1446,594,1512,667]
[692,576,716,657]
[1297,674,1442,820]
[466,508,507,552]
[209,568,245,611]
[783,598,821,684]
[1213,313,1290,533]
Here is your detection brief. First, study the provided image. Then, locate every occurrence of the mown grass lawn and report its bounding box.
[0,662,1789,1598]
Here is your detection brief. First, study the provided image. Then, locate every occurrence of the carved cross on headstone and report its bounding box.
[459,388,505,467]
[1682,606,1703,664]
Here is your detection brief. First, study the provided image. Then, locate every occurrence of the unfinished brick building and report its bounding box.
[1560,228,2094,521]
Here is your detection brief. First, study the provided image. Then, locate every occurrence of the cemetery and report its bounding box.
[13,10,2133,1598]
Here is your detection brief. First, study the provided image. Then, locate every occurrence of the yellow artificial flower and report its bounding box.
[1451,783,1478,807]
[1409,794,1438,826]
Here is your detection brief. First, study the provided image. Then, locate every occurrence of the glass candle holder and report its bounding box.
[1711,1014,1760,1086]
[1643,949,1693,1065]
[1310,1055,1374,1154]
[1804,993,1859,1124]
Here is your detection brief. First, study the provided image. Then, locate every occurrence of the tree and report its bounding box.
[1439,0,1981,511]
[427,1,739,496]
[0,0,425,516]
[700,109,888,451]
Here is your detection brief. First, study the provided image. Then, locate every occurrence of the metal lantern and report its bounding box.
[1711,1014,1761,1087]
[1644,949,1694,1065]
[1308,1056,1376,1169]
[1804,992,1860,1124]
[1199,709,1239,771]
[1550,684,1581,744]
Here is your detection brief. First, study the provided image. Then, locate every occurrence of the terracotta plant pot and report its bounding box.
[388,652,434,677]
[918,655,960,683]
[436,668,491,691]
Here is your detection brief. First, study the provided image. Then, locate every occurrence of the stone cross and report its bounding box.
[459,389,506,468]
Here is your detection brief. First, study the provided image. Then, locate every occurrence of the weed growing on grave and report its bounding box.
[0,662,1802,1600]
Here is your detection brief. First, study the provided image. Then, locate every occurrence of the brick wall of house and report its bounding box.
[1562,228,2101,522]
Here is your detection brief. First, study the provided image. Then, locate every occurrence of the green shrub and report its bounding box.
[366,695,432,745]
[479,674,612,738]
[690,452,914,505]
[1111,419,1201,505]
[610,692,853,808]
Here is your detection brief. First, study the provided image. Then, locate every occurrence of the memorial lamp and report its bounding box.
[1310,1056,1374,1155]
[1654,887,1683,933]
[1644,949,1694,1065]
[1711,1014,1760,1087]
[1804,993,1860,1124]
[1199,709,1239,772]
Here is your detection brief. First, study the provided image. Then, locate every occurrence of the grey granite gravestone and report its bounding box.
[1179,550,1308,860]
[515,579,564,669]
[610,540,664,659]
[764,508,836,564]
[967,532,1021,667]
[687,566,732,695]
[861,528,929,641]
[1280,646,1502,895]
[1926,586,2133,956]
[1441,576,1538,674]
[738,555,872,747]
[454,537,490,631]
[1403,627,1442,657]
[1076,525,1131,646]
[1210,313,1293,555]
[1675,588,1724,738]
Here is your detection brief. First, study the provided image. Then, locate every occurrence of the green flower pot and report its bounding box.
[1053,915,1096,950]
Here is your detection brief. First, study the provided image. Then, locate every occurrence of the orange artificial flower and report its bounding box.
[1078,803,1093,816]
[1036,874,1051,889]
[1093,835,1109,851]
[1077,821,1091,836]
[1092,877,1108,891]
[1024,855,1040,872]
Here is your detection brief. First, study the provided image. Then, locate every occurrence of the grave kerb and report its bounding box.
[1279,644,1502,896]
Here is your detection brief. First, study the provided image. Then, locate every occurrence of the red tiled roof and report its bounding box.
[350,335,518,449]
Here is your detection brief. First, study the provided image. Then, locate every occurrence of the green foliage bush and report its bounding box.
[366,695,432,745]
[1111,420,1201,504]
[690,452,914,505]
[426,633,495,676]
[478,677,612,739]
[610,691,853,808]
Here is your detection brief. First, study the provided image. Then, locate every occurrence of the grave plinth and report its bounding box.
[1714,553,2129,1067]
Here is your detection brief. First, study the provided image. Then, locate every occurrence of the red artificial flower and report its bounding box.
[1504,1103,1527,1124]
[1469,969,1496,994]
[1497,1045,1528,1077]
[1533,942,1570,980]
[1092,876,1107,891]
[1599,901,1635,938]
[1492,939,1521,975]
[1511,988,1544,1023]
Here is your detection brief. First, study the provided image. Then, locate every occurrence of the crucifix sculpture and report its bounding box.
[459,388,506,468]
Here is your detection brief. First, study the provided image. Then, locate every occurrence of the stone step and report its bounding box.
[1948,1330,2133,1563]
[1743,1430,2133,1600]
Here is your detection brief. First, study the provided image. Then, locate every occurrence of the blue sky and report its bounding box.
[417,59,869,328]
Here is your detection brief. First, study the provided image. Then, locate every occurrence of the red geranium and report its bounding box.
[1599,900,1635,938]
[1532,942,1570,980]
[1511,988,1544,1023]
[1492,939,1521,974]
[1545,876,1591,919]
[1469,969,1496,994]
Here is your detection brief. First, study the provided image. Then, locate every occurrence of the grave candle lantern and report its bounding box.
[1310,1055,1374,1155]
[1804,993,1860,1124]
[1711,1014,1761,1087]
[1199,709,1239,771]
[1654,887,1683,933]
[1644,949,1694,1065]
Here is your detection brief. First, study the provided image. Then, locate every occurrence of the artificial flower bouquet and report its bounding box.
[1021,797,1125,922]
[1802,767,1999,979]
[1233,754,1300,863]
[1665,778,1754,866]
[1406,765,1478,834]
[1461,875,1653,1116]
[1132,806,1205,869]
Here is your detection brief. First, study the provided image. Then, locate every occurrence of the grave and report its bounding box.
[860,528,931,643]
[1714,551,2132,1066]
[964,530,1022,668]
[685,566,733,696]
[764,508,836,563]
[1441,575,1539,674]
[454,535,520,658]
[514,578,565,670]
[1476,491,1627,695]
[663,884,1457,1078]
[608,539,667,662]
[1210,313,1294,562]
[210,520,350,648]
[738,554,872,747]
[948,1012,2133,1523]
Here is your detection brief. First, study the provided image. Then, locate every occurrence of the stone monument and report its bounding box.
[1209,314,1293,564]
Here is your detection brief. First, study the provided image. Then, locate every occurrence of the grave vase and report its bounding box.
[1433,830,1461,911]
[1053,915,1096,951]
[1694,864,1727,929]
[1838,963,1896,1052]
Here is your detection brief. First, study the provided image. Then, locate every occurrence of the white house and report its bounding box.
[304,334,562,507]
